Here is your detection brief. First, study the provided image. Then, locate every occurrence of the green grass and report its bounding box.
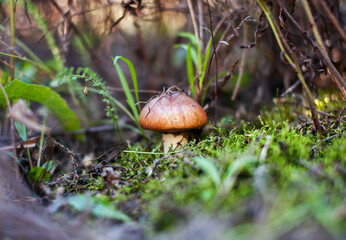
[113,56,143,132]
[174,32,213,103]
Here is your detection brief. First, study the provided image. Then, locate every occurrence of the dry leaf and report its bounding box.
[82,153,96,168]
[9,100,50,133]
[101,167,121,189]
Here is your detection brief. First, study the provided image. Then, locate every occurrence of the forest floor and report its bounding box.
[0,1,345,239]
[36,92,345,240]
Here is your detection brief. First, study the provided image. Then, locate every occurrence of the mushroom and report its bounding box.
[139,87,207,152]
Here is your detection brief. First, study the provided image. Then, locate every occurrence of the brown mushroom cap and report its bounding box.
[139,92,207,133]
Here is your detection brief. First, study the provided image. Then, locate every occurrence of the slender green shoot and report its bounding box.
[113,56,141,128]
[36,119,46,167]
[115,56,141,111]
[56,67,147,139]
[175,32,213,103]
[200,38,212,89]
[0,24,54,76]
[26,0,64,71]
[186,43,195,98]
[10,0,15,81]
[256,0,313,100]
[301,0,327,55]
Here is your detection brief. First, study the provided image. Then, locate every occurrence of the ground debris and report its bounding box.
[101,167,121,191]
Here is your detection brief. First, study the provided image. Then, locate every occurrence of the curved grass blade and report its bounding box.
[116,56,141,112]
[113,57,139,123]
[194,156,221,188]
[179,32,198,46]
[174,43,198,66]
[200,38,212,88]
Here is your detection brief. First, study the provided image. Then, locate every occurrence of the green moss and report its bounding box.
[62,95,345,238]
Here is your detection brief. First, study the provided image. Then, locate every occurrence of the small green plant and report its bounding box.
[175,32,212,102]
[175,32,228,104]
[56,65,145,140]
[13,117,53,183]
[113,56,143,133]
[56,67,124,140]
[27,160,54,183]
[194,155,258,197]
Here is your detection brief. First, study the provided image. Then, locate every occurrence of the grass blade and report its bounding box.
[26,0,63,72]
[221,155,258,193]
[174,43,198,66]
[186,43,195,98]
[179,32,198,46]
[194,156,221,187]
[117,56,141,112]
[200,38,212,88]
[113,56,140,126]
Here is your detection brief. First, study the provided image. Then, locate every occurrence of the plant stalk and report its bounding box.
[301,0,346,102]
[257,0,322,135]
[301,0,327,54]
[0,82,19,178]
[257,0,314,100]
[10,0,15,81]
[232,24,248,101]
[186,0,202,98]
[317,0,346,43]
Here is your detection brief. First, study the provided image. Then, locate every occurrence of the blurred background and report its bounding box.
[0,0,345,145]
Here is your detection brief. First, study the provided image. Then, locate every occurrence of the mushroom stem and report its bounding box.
[162,132,189,152]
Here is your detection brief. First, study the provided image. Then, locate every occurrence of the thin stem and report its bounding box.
[198,0,204,47]
[187,0,202,95]
[0,58,38,83]
[257,0,322,134]
[10,0,15,81]
[232,24,248,101]
[278,1,346,99]
[205,0,218,124]
[301,0,327,54]
[317,0,346,43]
[186,0,200,48]
[302,0,346,101]
[0,82,19,179]
[257,0,314,100]
[36,118,46,167]
[0,24,55,76]
[27,148,33,169]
